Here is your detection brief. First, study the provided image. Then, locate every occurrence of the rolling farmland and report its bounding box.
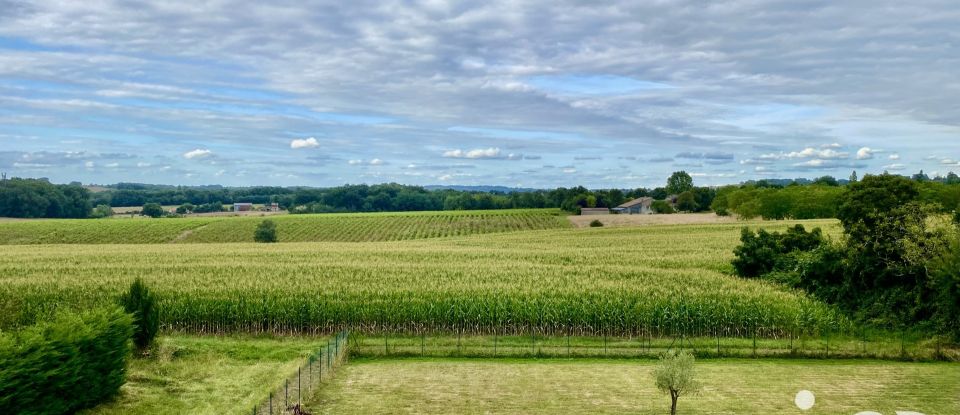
[0,219,848,338]
[0,209,569,244]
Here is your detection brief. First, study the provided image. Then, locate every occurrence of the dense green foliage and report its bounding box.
[0,307,133,414]
[0,209,569,245]
[254,219,278,243]
[732,174,960,339]
[0,178,91,218]
[589,219,603,227]
[0,221,846,338]
[651,200,675,214]
[714,175,960,220]
[732,225,826,279]
[121,279,159,352]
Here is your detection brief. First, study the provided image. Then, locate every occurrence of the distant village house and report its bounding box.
[233,202,254,212]
[579,207,610,215]
[612,197,653,214]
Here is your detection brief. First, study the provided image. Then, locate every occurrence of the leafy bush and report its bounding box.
[254,219,278,243]
[141,202,165,218]
[175,203,195,214]
[930,236,960,340]
[732,225,826,278]
[192,202,225,213]
[0,307,133,414]
[121,278,159,352]
[589,219,603,227]
[651,200,675,214]
[90,204,114,218]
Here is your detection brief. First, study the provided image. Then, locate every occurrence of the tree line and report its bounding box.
[3,170,957,219]
[713,172,960,220]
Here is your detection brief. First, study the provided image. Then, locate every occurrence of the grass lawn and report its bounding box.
[82,335,322,415]
[308,358,960,414]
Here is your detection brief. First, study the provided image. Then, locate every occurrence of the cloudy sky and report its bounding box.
[1,1,958,188]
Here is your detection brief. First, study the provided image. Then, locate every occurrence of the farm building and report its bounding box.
[580,208,610,215]
[267,202,280,212]
[613,197,653,214]
[233,203,254,212]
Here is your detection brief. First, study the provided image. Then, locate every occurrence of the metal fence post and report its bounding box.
[285,379,288,408]
[269,392,273,415]
[298,367,301,405]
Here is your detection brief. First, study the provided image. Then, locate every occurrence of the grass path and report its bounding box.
[308,358,960,414]
[82,335,322,415]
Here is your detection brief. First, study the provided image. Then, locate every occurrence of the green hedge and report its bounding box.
[0,307,133,415]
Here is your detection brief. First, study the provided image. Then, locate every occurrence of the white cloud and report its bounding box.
[215,169,226,176]
[183,149,212,159]
[856,147,876,160]
[443,147,501,159]
[888,154,900,160]
[105,162,119,168]
[369,158,384,165]
[562,168,577,173]
[290,137,320,149]
[348,159,363,165]
[883,163,906,170]
[136,162,152,168]
[84,161,95,168]
[940,158,958,165]
[786,147,848,159]
[438,174,452,181]
[821,143,842,148]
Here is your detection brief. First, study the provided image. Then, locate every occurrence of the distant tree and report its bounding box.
[90,204,114,218]
[913,170,930,182]
[655,350,701,415]
[849,171,858,183]
[141,203,164,218]
[666,171,694,195]
[254,219,278,243]
[675,191,698,212]
[121,278,159,353]
[175,203,195,214]
[946,172,960,185]
[813,176,839,186]
[589,219,604,227]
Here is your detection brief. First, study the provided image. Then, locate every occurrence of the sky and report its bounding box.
[0,0,958,189]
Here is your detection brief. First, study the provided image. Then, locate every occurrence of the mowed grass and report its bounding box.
[0,220,846,337]
[82,335,321,415]
[308,358,960,414]
[0,209,569,244]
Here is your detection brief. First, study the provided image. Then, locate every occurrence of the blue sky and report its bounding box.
[0,1,958,188]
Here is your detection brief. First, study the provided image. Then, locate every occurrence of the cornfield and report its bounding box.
[0,209,569,244]
[0,219,848,338]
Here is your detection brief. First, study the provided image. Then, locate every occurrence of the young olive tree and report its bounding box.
[654,350,701,415]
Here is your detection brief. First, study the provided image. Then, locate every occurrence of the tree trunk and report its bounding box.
[671,391,678,415]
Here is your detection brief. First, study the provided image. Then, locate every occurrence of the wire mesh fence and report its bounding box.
[252,330,349,415]
[348,330,958,361]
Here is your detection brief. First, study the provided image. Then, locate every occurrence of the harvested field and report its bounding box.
[568,212,738,228]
